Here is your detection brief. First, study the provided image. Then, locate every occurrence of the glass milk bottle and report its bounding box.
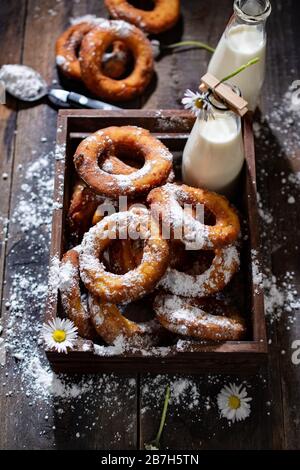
[208,0,271,109]
[182,95,245,195]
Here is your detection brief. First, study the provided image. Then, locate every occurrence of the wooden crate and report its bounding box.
[45,109,267,374]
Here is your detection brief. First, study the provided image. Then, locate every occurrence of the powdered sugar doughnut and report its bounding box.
[100,153,175,183]
[147,183,240,250]
[79,21,153,101]
[68,181,105,240]
[74,126,173,198]
[59,248,95,339]
[79,210,169,303]
[105,0,180,34]
[56,19,130,80]
[159,245,240,297]
[88,295,162,345]
[154,294,246,341]
[56,22,96,80]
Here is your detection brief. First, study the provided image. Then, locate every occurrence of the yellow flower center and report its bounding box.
[195,98,203,109]
[52,329,66,343]
[228,395,241,410]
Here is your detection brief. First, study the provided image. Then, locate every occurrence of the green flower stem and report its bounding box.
[154,385,170,447]
[144,385,171,450]
[220,57,260,83]
[164,41,215,53]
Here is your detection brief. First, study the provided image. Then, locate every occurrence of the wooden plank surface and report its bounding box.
[0,0,27,320]
[0,0,137,450]
[0,0,300,450]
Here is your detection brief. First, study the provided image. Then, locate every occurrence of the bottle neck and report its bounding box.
[225,0,271,44]
[233,0,271,25]
[200,92,242,131]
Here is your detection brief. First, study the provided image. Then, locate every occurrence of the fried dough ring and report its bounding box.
[79,21,154,101]
[105,0,180,34]
[153,294,246,341]
[159,245,240,297]
[56,22,95,80]
[79,210,169,303]
[59,248,95,339]
[68,181,105,240]
[56,20,129,80]
[74,126,173,198]
[147,183,240,249]
[88,295,161,345]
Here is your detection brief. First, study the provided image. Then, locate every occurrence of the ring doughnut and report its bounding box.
[159,245,239,297]
[153,293,246,341]
[147,183,240,249]
[79,21,154,101]
[56,19,130,80]
[59,248,95,339]
[56,22,96,80]
[105,0,180,34]
[74,126,173,198]
[88,294,161,345]
[79,210,169,303]
[68,181,104,240]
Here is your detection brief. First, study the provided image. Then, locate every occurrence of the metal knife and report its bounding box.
[48,89,121,110]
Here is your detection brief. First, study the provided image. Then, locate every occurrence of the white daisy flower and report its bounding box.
[42,318,78,353]
[182,89,214,120]
[217,383,252,423]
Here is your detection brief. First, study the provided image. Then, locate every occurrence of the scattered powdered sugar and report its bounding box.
[141,375,203,414]
[59,259,77,291]
[10,154,54,232]
[252,83,300,328]
[55,143,66,160]
[110,20,134,38]
[70,14,108,26]
[0,64,46,101]
[150,39,161,59]
[250,254,297,325]
[48,255,60,298]
[256,83,300,157]
[55,55,66,66]
[0,152,142,444]
[251,249,263,293]
[70,15,134,38]
[94,336,127,357]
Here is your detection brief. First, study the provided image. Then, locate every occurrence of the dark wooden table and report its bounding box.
[0,0,300,450]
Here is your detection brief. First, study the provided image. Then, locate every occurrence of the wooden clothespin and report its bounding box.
[199,73,248,117]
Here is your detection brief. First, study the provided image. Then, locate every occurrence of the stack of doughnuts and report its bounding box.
[58,125,246,348]
[55,1,181,101]
[56,18,154,101]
